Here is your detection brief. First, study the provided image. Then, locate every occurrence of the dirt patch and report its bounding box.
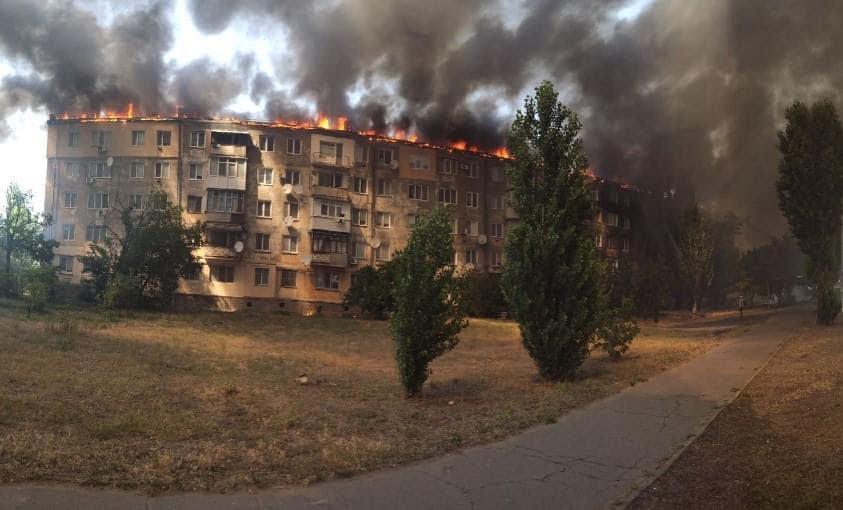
[0,300,741,494]
[631,319,843,509]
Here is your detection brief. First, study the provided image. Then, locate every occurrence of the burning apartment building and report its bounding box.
[44,113,637,313]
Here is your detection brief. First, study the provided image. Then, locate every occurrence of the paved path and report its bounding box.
[1,308,808,510]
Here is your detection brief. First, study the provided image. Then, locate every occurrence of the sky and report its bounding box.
[0,0,653,213]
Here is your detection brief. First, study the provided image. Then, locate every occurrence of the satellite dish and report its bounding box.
[282,184,293,195]
[293,185,304,195]
[106,157,114,167]
[478,235,488,245]
[369,237,381,249]
[233,241,244,253]
[283,216,294,227]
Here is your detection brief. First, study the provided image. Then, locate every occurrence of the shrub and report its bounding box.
[391,208,467,397]
[460,271,508,318]
[816,276,841,324]
[344,262,396,319]
[594,302,639,361]
[21,266,57,315]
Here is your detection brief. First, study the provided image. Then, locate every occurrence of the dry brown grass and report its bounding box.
[631,313,843,509]
[0,300,742,494]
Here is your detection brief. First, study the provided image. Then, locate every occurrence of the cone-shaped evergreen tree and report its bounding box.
[502,81,605,381]
[776,99,843,324]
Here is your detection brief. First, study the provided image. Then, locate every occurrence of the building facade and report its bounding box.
[45,115,637,313]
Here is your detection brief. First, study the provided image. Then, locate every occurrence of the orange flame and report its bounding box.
[449,140,467,150]
[492,147,511,158]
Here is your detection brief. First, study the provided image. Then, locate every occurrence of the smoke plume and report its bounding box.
[1,0,842,242]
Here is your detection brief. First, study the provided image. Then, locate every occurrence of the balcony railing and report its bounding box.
[312,152,352,167]
[310,215,352,234]
[209,144,247,158]
[310,252,349,267]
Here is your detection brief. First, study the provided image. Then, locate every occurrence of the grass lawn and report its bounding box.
[631,314,843,509]
[0,300,744,494]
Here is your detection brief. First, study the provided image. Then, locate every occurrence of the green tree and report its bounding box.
[80,190,202,309]
[776,99,843,324]
[706,213,742,308]
[678,205,714,314]
[1,183,56,272]
[502,81,605,381]
[390,208,466,397]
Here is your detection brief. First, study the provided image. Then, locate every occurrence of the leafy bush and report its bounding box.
[101,273,146,310]
[594,301,639,361]
[816,277,841,324]
[391,208,467,397]
[21,266,57,315]
[460,271,508,318]
[344,261,396,319]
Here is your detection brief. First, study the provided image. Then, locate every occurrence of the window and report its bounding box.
[452,218,459,234]
[353,176,368,194]
[596,233,604,248]
[129,194,145,210]
[465,249,477,265]
[409,154,430,170]
[189,163,203,180]
[184,265,202,280]
[491,223,503,238]
[254,267,270,286]
[604,212,620,227]
[319,140,340,159]
[352,241,366,259]
[375,244,390,262]
[130,161,145,179]
[284,197,299,219]
[466,191,480,208]
[375,211,391,228]
[315,270,341,290]
[282,235,298,254]
[190,131,205,148]
[623,238,631,252]
[317,171,343,188]
[85,225,108,242]
[623,217,631,230]
[466,162,479,178]
[210,265,235,283]
[259,135,275,152]
[408,214,426,228]
[91,131,111,147]
[491,251,503,267]
[131,130,145,146]
[257,200,272,218]
[187,195,202,213]
[491,166,503,182]
[441,158,458,174]
[317,201,345,219]
[467,220,479,236]
[68,132,79,147]
[437,187,457,205]
[63,191,78,208]
[286,138,302,155]
[408,183,429,201]
[492,195,504,210]
[607,237,619,250]
[154,161,169,179]
[88,162,109,179]
[280,269,297,288]
[377,148,395,166]
[62,224,75,241]
[208,230,237,248]
[351,208,368,226]
[312,232,348,254]
[592,188,599,202]
[255,233,270,252]
[377,179,391,197]
[284,169,301,186]
[157,130,171,147]
[355,145,369,164]
[210,157,245,178]
[609,190,620,203]
[258,168,273,185]
[206,189,244,213]
[65,162,80,178]
[58,256,74,274]
[87,192,109,209]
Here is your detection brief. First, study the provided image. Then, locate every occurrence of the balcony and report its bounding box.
[207,175,246,191]
[209,143,247,158]
[312,186,349,201]
[310,215,351,234]
[310,252,349,267]
[312,152,352,167]
[201,245,237,259]
[505,206,519,221]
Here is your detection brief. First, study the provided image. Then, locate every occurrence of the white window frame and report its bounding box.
[352,208,368,227]
[315,269,341,290]
[437,187,457,205]
[466,191,480,208]
[87,192,109,210]
[62,224,75,241]
[285,169,301,186]
[375,211,391,229]
[377,179,392,197]
[259,168,274,185]
[286,138,302,155]
[189,162,203,180]
[254,267,270,286]
[157,130,171,147]
[206,189,245,213]
[130,161,145,179]
[154,161,169,179]
[210,265,235,283]
[65,162,80,178]
[280,269,297,288]
[64,191,78,209]
[467,162,479,178]
[491,223,504,238]
[131,130,145,146]
[441,158,458,175]
[259,135,275,152]
[408,183,429,201]
[67,132,79,147]
[377,148,395,166]
[255,233,271,252]
[353,176,368,194]
[187,195,203,213]
[409,154,430,170]
[257,200,272,218]
[58,255,74,274]
[284,197,299,219]
[282,235,299,254]
[88,162,110,179]
[190,131,206,148]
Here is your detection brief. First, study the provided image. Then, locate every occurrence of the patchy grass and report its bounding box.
[0,300,749,494]
[631,315,843,509]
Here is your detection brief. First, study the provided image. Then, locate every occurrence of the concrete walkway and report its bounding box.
[2,308,808,510]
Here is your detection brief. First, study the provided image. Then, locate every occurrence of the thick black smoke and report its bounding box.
[1,0,842,242]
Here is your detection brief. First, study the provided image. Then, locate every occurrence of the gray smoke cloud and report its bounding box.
[1,0,841,242]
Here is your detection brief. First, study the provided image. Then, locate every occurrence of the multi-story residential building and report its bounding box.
[44,114,638,313]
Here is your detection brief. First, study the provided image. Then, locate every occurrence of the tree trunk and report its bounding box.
[691,297,698,314]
